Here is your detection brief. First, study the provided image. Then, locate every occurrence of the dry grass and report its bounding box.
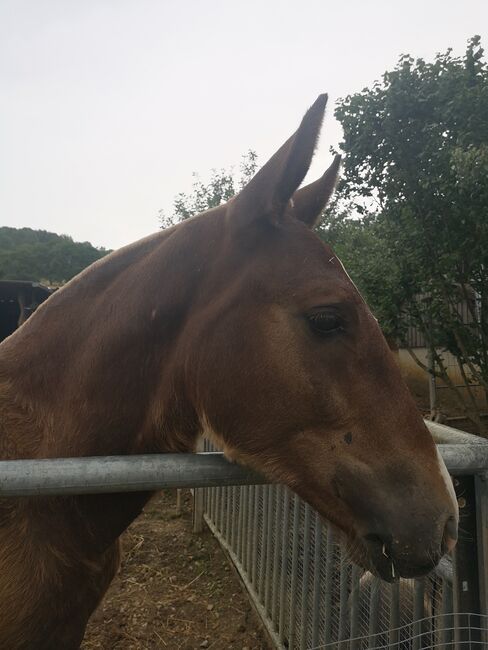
[81,490,269,650]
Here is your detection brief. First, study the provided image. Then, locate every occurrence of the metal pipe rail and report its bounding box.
[0,444,487,497]
[0,452,266,497]
[426,420,487,445]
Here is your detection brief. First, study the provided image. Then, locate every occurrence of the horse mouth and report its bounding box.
[358,534,440,582]
[339,532,394,582]
[366,548,398,583]
[343,532,438,583]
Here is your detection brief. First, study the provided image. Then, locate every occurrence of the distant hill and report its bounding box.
[0,227,110,285]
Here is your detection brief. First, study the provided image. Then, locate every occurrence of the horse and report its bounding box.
[0,94,458,649]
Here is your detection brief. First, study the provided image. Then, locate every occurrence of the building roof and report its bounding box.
[0,280,53,302]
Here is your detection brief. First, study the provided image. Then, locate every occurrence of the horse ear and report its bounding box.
[291,154,341,228]
[232,94,328,224]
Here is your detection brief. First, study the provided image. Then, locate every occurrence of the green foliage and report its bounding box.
[325,36,488,431]
[0,227,109,285]
[321,211,404,338]
[160,150,258,228]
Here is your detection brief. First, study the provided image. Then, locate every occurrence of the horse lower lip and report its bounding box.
[372,560,397,583]
[369,552,396,582]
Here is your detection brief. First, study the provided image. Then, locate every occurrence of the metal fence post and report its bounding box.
[175,488,182,515]
[192,438,206,533]
[475,471,488,647]
[453,475,482,649]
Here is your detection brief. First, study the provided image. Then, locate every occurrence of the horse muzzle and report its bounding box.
[362,513,458,581]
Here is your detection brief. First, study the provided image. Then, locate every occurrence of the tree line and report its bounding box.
[0,227,109,285]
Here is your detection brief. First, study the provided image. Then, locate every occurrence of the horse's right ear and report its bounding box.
[291,154,341,228]
[230,94,328,226]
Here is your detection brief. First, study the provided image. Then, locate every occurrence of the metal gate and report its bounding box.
[200,425,488,649]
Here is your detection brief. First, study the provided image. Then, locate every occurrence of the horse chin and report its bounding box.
[340,531,398,583]
[365,556,398,583]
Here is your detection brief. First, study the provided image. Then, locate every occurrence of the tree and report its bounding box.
[325,36,488,433]
[0,227,109,285]
[159,150,258,228]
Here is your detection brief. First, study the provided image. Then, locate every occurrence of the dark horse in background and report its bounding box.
[0,95,458,649]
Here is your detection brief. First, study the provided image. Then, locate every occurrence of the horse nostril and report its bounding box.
[442,515,458,554]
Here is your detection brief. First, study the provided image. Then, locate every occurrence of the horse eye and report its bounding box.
[307,311,344,336]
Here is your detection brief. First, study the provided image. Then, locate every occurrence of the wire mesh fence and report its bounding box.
[200,444,488,649]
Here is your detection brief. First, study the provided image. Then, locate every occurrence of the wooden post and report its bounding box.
[175,488,182,516]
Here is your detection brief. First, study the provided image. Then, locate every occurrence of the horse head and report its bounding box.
[179,95,458,581]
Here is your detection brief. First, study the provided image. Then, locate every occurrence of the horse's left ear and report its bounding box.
[291,154,341,228]
[231,94,328,225]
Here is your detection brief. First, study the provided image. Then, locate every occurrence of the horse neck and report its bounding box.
[0,218,223,460]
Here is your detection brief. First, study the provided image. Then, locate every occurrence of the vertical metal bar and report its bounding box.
[288,494,301,650]
[311,512,323,648]
[412,578,425,650]
[212,487,217,523]
[192,437,205,533]
[258,486,268,601]
[235,487,240,551]
[299,503,312,650]
[234,487,240,560]
[239,485,249,567]
[251,484,260,588]
[271,485,283,624]
[278,488,291,645]
[175,488,182,516]
[225,486,232,543]
[338,555,350,644]
[219,486,225,536]
[236,486,244,563]
[205,480,211,520]
[245,484,254,575]
[264,486,275,612]
[367,576,381,649]
[229,485,237,553]
[217,486,223,532]
[208,485,214,521]
[212,486,217,527]
[229,486,234,548]
[225,486,231,540]
[440,576,454,649]
[389,580,401,648]
[350,564,361,650]
[323,525,335,645]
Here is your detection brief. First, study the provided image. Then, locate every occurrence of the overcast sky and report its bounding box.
[1,1,486,250]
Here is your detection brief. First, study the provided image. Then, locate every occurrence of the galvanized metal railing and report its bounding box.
[200,423,488,650]
[0,442,486,496]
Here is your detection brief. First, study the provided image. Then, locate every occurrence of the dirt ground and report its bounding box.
[81,490,269,650]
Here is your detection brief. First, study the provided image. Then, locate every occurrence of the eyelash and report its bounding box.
[307,310,345,337]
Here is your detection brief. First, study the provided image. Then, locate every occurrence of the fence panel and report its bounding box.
[201,434,488,650]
